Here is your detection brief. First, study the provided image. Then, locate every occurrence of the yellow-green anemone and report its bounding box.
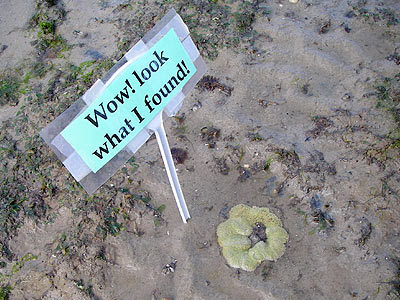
[217,204,288,271]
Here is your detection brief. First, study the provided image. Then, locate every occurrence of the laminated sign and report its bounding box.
[40,9,207,223]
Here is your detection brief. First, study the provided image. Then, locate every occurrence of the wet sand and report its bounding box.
[1,0,399,299]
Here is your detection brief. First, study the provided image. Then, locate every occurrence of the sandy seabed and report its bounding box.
[0,0,399,299]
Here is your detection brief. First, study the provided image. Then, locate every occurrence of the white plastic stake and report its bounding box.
[148,113,190,223]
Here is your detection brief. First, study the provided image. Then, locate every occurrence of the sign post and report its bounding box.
[148,113,191,222]
[40,9,206,223]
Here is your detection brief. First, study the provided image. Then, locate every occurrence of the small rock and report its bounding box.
[200,126,220,148]
[237,166,251,182]
[335,246,346,254]
[319,20,331,34]
[345,11,355,18]
[341,93,352,101]
[289,0,299,3]
[162,259,177,275]
[192,101,202,111]
[0,45,8,55]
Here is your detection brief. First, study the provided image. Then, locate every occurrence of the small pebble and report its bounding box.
[289,0,299,3]
[341,93,352,101]
[192,101,202,111]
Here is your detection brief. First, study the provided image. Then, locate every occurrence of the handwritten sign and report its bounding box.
[61,30,196,172]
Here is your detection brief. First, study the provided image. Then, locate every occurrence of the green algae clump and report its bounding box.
[217,204,288,272]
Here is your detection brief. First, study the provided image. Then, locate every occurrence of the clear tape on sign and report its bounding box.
[51,134,74,158]
[39,8,207,223]
[63,151,91,182]
[164,91,185,117]
[82,79,105,106]
[182,36,200,62]
[124,40,148,63]
[146,14,190,48]
[125,129,151,154]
